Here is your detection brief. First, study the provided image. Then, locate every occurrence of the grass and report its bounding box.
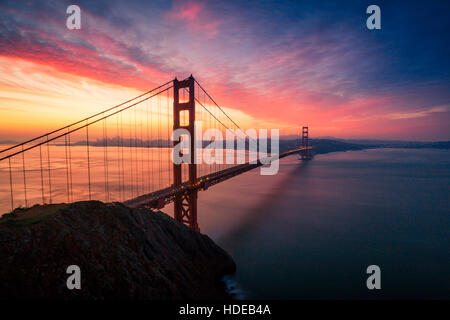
[0,204,68,228]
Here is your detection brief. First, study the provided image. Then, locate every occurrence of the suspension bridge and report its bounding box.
[0,76,311,231]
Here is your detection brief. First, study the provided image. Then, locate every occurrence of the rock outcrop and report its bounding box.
[0,201,235,299]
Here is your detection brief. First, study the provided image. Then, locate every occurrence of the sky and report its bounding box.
[0,0,449,141]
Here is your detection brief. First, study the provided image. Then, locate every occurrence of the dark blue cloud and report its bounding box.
[212,0,449,92]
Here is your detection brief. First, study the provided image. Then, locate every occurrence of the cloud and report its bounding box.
[0,0,449,140]
[166,1,201,21]
[387,106,449,120]
[165,1,221,38]
[0,2,171,91]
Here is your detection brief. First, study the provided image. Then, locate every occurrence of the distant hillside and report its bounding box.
[278,138,372,155]
[342,139,450,149]
[309,139,373,154]
[279,138,450,156]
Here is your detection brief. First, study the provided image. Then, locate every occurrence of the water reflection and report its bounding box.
[197,148,450,299]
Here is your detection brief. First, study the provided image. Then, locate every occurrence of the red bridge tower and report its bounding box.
[173,76,199,231]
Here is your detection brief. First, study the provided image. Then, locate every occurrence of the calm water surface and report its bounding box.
[195,148,450,299]
[1,146,448,299]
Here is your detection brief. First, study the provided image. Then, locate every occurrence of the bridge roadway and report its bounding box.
[123,146,312,210]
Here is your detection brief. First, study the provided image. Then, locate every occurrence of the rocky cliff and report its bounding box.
[0,201,235,299]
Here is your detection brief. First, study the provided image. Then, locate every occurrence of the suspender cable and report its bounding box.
[146,99,151,195]
[86,122,92,200]
[8,158,13,212]
[103,116,108,201]
[158,94,162,188]
[65,134,70,202]
[194,79,245,136]
[151,99,154,193]
[134,105,138,197]
[167,89,171,187]
[0,86,173,162]
[39,145,45,203]
[129,109,134,198]
[21,146,27,207]
[46,136,52,204]
[0,80,174,155]
[120,112,125,201]
[68,129,73,202]
[0,82,174,212]
[140,103,145,194]
[116,115,121,202]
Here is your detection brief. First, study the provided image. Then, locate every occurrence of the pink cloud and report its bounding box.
[165,1,221,38]
[168,1,202,21]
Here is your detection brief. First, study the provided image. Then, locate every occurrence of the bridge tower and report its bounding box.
[173,76,199,231]
[301,126,310,161]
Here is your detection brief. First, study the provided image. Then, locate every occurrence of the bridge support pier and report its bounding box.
[173,76,199,231]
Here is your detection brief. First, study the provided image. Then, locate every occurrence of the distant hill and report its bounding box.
[341,139,450,149]
[278,138,372,155]
[0,140,17,145]
[309,139,373,154]
[279,138,450,156]
[3,136,449,154]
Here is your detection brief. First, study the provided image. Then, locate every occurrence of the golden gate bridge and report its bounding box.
[0,76,311,231]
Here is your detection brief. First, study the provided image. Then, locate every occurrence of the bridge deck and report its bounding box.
[123,146,312,210]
